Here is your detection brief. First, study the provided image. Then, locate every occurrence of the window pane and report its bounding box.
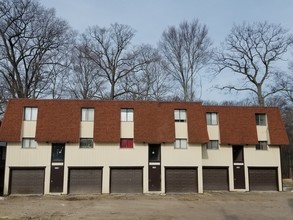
[121,109,127,122]
[22,139,30,148]
[24,107,31,120]
[206,113,211,125]
[120,139,128,148]
[211,113,217,125]
[174,139,180,149]
[180,110,186,121]
[181,139,187,149]
[207,113,217,125]
[127,139,133,148]
[256,141,267,150]
[81,108,94,121]
[22,138,36,148]
[256,114,266,126]
[87,109,94,121]
[127,109,134,122]
[31,108,38,120]
[30,139,37,148]
[174,110,180,121]
[52,144,65,161]
[207,140,218,149]
[80,138,93,148]
[174,139,187,149]
[174,110,186,122]
[81,109,87,121]
[149,145,160,161]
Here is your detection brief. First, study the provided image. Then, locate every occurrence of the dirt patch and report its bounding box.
[0,192,292,219]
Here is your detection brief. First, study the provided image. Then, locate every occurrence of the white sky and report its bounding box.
[41,0,293,102]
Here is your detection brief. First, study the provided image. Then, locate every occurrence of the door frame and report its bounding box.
[50,143,65,193]
[232,145,245,189]
[50,165,64,193]
[148,144,161,191]
[148,164,161,191]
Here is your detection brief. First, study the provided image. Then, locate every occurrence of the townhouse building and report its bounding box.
[0,99,289,195]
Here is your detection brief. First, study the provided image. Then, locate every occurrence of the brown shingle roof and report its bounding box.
[203,106,289,145]
[0,99,24,142]
[0,99,288,146]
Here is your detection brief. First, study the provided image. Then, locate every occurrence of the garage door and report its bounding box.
[69,168,102,194]
[249,168,278,191]
[111,168,143,193]
[165,168,197,193]
[203,167,229,191]
[10,168,44,194]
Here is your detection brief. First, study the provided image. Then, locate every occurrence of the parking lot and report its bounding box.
[0,192,292,219]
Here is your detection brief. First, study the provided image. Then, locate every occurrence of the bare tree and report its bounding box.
[80,23,157,100]
[121,56,172,101]
[275,63,293,105]
[0,0,73,100]
[213,22,293,106]
[159,19,212,101]
[67,45,106,99]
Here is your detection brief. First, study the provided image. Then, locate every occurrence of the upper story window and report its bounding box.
[255,113,266,126]
[206,140,219,150]
[22,138,37,149]
[52,144,65,162]
[256,141,268,150]
[80,138,93,148]
[81,108,94,121]
[206,112,218,125]
[174,109,187,122]
[175,138,187,149]
[24,107,38,121]
[120,138,133,148]
[121,109,133,122]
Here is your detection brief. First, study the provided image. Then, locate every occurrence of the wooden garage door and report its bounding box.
[249,168,278,191]
[69,168,102,194]
[203,167,229,191]
[165,168,197,193]
[111,168,143,193]
[10,168,44,194]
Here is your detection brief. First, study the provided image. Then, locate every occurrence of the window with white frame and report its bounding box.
[256,141,268,150]
[174,109,187,122]
[206,140,219,150]
[24,107,38,121]
[206,112,218,125]
[175,139,187,149]
[255,113,266,126]
[120,109,133,122]
[81,108,94,121]
[80,138,94,148]
[22,138,37,149]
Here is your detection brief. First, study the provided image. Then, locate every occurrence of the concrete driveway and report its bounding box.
[0,192,292,219]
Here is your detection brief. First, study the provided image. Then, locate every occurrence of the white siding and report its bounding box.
[256,125,269,141]
[207,125,220,140]
[175,122,188,138]
[80,122,94,138]
[120,122,134,138]
[4,142,51,195]
[161,143,203,193]
[22,121,37,137]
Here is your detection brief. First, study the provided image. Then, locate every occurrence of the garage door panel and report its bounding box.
[69,168,102,194]
[249,168,278,191]
[203,167,229,191]
[111,168,143,193]
[165,168,197,193]
[10,169,44,194]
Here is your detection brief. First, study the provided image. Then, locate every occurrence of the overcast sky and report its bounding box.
[41,0,293,102]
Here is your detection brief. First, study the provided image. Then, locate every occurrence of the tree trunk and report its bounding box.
[257,85,265,106]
